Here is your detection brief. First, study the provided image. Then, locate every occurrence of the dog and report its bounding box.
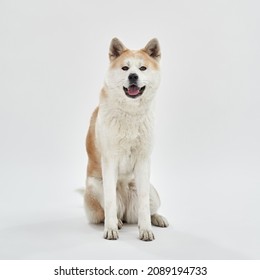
[84,38,168,241]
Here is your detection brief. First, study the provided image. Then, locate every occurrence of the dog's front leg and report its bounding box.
[135,159,154,241]
[102,157,119,240]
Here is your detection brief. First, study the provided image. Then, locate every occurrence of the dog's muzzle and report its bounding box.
[123,73,146,98]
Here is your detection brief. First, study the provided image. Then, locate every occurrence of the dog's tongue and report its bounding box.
[128,85,139,96]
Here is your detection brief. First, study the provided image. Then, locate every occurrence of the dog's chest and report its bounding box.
[98,110,153,174]
[116,117,151,175]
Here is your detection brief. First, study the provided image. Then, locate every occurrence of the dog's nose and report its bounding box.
[128,73,138,84]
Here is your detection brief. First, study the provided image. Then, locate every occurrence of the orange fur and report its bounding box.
[86,107,101,178]
[110,50,160,70]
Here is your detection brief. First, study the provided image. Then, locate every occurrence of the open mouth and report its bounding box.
[123,85,146,98]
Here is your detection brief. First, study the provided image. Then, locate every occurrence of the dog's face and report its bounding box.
[104,38,161,105]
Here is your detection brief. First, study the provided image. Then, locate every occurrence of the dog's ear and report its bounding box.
[143,38,161,61]
[109,38,127,61]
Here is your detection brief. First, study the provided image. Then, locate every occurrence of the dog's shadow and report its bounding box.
[86,222,246,259]
[0,215,247,259]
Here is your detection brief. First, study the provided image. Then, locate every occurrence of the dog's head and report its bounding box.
[104,38,161,107]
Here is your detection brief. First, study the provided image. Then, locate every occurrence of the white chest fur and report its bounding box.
[96,107,154,176]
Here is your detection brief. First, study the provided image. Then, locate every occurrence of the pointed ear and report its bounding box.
[109,38,127,61]
[143,38,161,61]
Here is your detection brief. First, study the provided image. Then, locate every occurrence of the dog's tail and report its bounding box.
[75,188,85,196]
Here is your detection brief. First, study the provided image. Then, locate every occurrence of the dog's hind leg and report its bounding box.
[150,184,169,227]
[84,177,104,224]
[84,177,124,231]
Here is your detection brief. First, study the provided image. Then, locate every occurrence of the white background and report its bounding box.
[0,0,259,259]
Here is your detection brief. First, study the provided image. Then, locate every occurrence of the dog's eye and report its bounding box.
[139,66,147,71]
[122,66,129,71]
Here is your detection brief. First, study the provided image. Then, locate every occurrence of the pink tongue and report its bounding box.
[128,86,139,96]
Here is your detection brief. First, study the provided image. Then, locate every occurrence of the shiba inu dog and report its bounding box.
[84,38,168,241]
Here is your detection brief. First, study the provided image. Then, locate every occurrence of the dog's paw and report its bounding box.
[139,229,155,241]
[151,214,169,227]
[118,219,123,230]
[104,228,119,240]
